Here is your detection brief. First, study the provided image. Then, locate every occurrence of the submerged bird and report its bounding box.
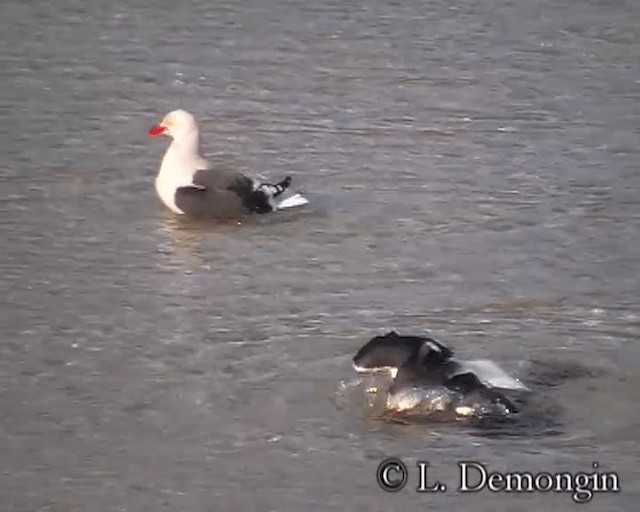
[148,109,308,219]
[352,331,528,418]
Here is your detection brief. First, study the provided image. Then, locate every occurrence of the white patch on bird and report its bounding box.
[278,193,309,209]
[458,359,529,391]
[150,109,211,214]
[155,175,188,214]
[425,341,442,352]
[154,145,208,214]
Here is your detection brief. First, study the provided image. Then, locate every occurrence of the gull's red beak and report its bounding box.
[148,124,166,137]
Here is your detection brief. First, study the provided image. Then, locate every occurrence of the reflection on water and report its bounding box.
[155,214,215,270]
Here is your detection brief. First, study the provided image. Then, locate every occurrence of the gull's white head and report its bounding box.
[149,109,199,140]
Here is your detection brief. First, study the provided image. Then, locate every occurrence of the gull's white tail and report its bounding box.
[277,193,309,209]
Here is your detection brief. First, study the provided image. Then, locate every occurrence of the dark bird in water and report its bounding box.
[353,331,528,417]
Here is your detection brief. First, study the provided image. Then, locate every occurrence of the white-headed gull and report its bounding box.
[148,109,308,218]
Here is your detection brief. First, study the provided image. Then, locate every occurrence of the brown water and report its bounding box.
[1,0,639,510]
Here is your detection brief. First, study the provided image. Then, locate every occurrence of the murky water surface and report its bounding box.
[1,0,639,510]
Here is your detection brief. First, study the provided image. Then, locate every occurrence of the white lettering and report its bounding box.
[458,461,487,492]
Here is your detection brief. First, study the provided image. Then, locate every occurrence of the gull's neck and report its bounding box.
[157,129,205,183]
[154,124,208,214]
[170,129,200,158]
[165,130,200,160]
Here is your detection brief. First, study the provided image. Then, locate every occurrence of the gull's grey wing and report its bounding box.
[174,186,248,219]
[192,168,255,192]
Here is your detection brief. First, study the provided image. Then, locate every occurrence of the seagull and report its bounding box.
[148,109,308,219]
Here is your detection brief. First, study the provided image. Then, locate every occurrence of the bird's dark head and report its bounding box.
[352,331,449,376]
